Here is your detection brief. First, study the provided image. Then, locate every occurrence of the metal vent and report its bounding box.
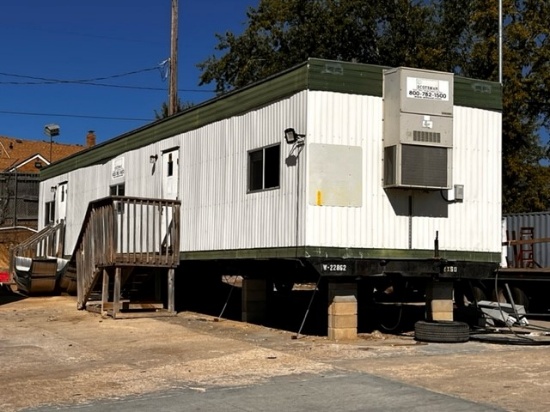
[401,145,447,188]
[413,130,441,143]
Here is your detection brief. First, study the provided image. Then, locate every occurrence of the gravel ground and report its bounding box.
[1,293,550,411]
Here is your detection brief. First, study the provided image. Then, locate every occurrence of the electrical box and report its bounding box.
[383,67,454,189]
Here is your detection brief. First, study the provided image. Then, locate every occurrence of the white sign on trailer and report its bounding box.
[406,77,449,101]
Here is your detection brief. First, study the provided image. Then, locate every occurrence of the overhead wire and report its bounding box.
[0,63,216,121]
[0,66,159,84]
[0,66,214,93]
[0,109,151,122]
[0,80,214,92]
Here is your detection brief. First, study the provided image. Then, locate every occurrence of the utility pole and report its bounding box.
[169,0,179,116]
[498,0,502,84]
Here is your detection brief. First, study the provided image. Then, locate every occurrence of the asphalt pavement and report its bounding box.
[24,371,502,412]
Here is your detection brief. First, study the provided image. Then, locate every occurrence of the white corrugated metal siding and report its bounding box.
[39,88,501,258]
[181,92,307,251]
[411,107,502,253]
[305,91,502,254]
[305,91,409,250]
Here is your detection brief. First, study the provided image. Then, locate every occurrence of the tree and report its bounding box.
[154,99,194,120]
[198,0,550,212]
[197,1,391,93]
[460,0,550,212]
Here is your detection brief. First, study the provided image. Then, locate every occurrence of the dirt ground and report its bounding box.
[1,292,550,412]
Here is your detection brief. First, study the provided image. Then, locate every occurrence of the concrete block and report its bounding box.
[328,283,357,302]
[428,311,454,321]
[328,327,357,341]
[329,314,357,329]
[328,301,357,316]
[242,287,267,302]
[242,301,266,314]
[429,299,454,313]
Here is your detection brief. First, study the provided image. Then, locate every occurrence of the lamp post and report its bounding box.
[44,124,60,163]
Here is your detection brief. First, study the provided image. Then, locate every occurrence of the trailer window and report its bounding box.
[248,144,280,192]
[110,183,125,196]
[44,201,55,225]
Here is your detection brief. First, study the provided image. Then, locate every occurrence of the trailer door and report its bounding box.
[56,182,68,224]
[160,149,179,249]
[162,149,179,200]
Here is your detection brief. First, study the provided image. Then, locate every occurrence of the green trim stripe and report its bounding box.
[180,246,501,263]
[308,59,386,97]
[454,75,502,111]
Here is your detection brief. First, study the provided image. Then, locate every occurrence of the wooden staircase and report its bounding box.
[10,220,66,295]
[11,220,65,260]
[74,196,181,318]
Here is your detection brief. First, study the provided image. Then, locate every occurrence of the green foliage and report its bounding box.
[198,0,550,212]
[462,0,550,212]
[154,99,194,120]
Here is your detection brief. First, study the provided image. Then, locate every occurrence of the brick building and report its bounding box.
[0,132,94,272]
[0,133,91,173]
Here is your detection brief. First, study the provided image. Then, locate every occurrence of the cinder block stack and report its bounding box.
[328,283,357,340]
[241,278,267,323]
[426,280,454,321]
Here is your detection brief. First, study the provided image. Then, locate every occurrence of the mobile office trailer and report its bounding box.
[38,59,502,331]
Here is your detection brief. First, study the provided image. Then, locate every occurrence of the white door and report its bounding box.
[56,182,68,224]
[160,149,179,251]
[162,149,179,200]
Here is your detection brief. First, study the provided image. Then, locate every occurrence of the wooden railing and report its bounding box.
[10,219,65,262]
[75,196,180,309]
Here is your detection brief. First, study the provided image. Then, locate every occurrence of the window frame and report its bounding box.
[44,201,55,226]
[247,143,281,193]
[109,183,125,196]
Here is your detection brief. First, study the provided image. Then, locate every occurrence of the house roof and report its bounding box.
[0,135,85,173]
[40,58,502,181]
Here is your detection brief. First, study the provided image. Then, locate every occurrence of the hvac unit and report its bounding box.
[383,67,454,189]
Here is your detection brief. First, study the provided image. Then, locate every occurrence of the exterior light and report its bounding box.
[150,154,158,164]
[44,124,60,137]
[51,186,57,193]
[284,128,306,145]
[44,123,60,163]
[34,160,42,169]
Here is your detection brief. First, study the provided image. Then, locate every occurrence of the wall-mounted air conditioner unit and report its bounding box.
[383,67,454,190]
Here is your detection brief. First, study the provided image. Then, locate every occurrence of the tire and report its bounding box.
[510,286,529,311]
[415,320,470,343]
[491,286,530,311]
[491,287,507,304]
[455,283,487,307]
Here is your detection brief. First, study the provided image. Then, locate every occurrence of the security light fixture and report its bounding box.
[44,124,60,137]
[149,154,158,164]
[44,123,60,163]
[50,186,57,193]
[284,128,305,145]
[34,160,42,169]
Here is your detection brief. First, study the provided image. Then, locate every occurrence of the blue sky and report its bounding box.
[0,1,257,146]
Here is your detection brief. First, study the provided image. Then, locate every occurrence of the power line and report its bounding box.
[0,109,152,122]
[0,66,159,84]
[0,68,215,93]
[0,80,214,93]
